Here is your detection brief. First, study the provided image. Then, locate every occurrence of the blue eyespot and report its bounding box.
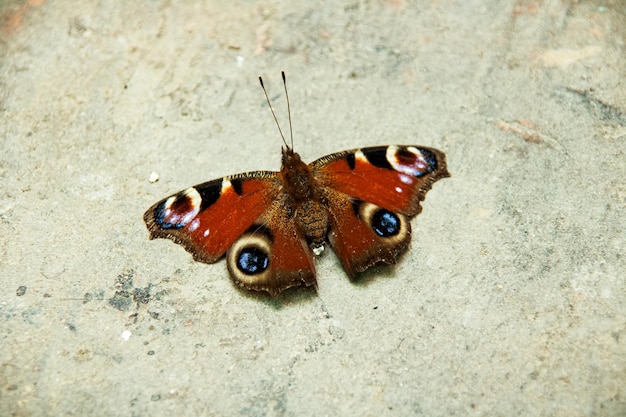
[237,247,270,275]
[372,210,401,237]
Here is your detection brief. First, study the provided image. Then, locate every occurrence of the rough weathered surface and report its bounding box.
[1,1,624,416]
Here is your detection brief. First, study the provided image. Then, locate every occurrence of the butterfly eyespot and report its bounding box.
[356,201,410,243]
[154,187,201,229]
[371,209,401,237]
[384,146,437,178]
[227,226,274,288]
[236,246,269,275]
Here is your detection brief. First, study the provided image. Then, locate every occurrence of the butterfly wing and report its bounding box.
[312,145,449,276]
[144,171,316,295]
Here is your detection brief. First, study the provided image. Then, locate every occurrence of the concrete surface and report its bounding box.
[1,1,625,416]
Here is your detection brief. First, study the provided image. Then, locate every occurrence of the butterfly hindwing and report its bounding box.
[324,190,412,277]
[226,200,316,296]
[143,172,279,264]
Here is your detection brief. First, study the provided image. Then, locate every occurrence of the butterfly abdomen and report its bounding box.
[295,199,329,248]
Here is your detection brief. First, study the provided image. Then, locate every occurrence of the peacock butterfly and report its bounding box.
[144,72,450,296]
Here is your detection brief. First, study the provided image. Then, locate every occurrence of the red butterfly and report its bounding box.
[144,72,450,296]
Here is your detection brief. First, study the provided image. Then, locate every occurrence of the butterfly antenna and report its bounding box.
[259,75,289,149]
[281,71,294,151]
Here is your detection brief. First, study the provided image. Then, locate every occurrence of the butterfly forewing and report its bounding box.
[311,145,449,217]
[144,172,279,263]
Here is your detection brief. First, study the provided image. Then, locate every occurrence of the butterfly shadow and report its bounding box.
[233,284,319,309]
[348,262,405,289]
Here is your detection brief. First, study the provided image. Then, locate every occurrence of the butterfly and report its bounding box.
[144,72,450,296]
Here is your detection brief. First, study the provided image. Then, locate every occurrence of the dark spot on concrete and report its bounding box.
[108,291,133,311]
[133,287,151,304]
[115,270,135,292]
[74,348,93,362]
[108,270,166,311]
[128,312,138,324]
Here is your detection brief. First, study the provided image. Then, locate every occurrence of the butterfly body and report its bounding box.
[144,144,449,295]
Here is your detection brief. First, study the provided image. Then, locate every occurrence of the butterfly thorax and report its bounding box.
[280,148,329,249]
[280,148,314,201]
